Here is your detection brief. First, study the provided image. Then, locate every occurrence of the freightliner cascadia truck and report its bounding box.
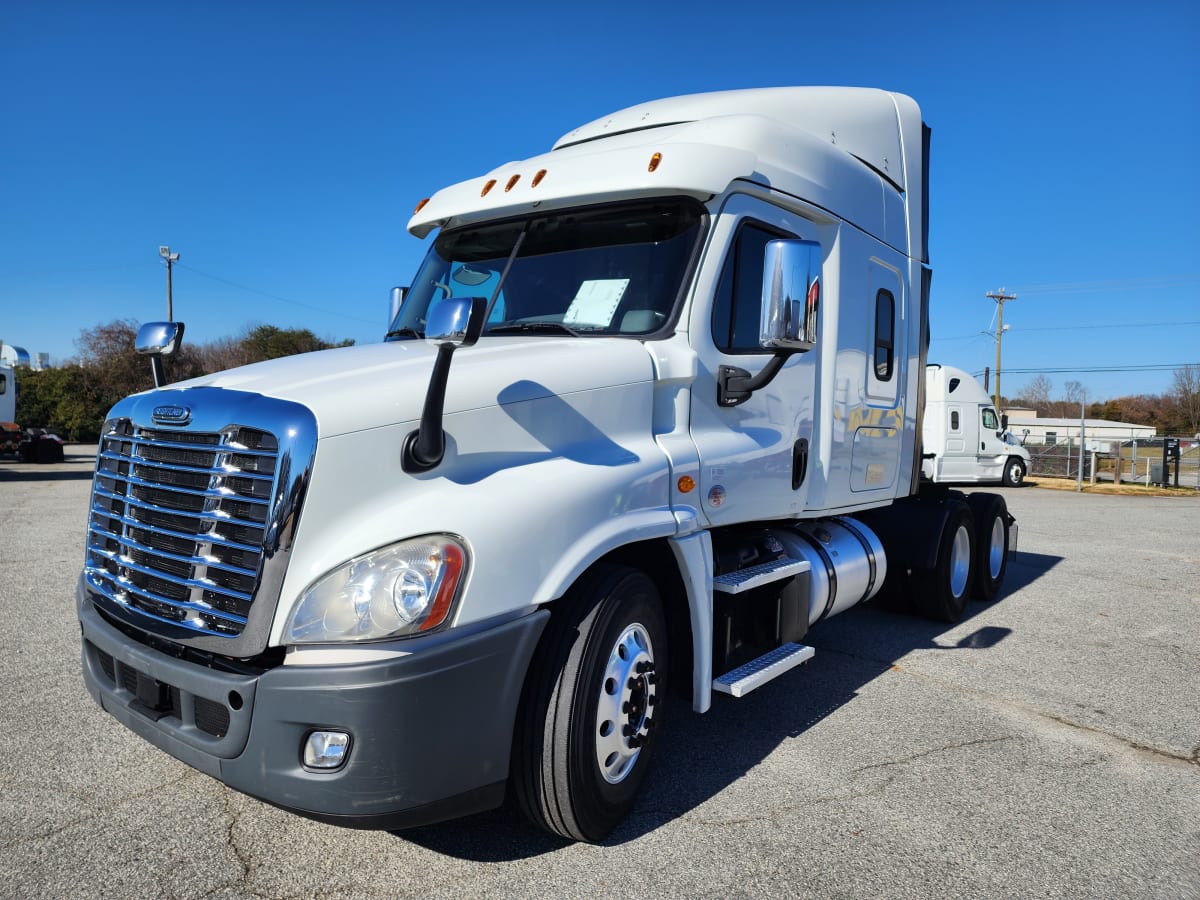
[77,87,1016,842]
[922,364,1031,486]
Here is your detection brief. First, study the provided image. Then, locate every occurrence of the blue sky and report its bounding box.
[2,1,1197,401]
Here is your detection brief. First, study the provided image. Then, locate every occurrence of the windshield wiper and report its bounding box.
[385,327,423,339]
[487,321,581,337]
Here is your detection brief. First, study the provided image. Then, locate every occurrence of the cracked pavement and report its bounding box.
[1,449,1197,899]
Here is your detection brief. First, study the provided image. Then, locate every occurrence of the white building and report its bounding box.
[1002,408,1155,450]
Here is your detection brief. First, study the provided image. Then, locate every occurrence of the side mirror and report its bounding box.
[402,297,487,473]
[136,322,184,356]
[425,296,486,348]
[760,239,821,352]
[717,240,821,408]
[1001,413,1010,431]
[389,287,406,326]
[135,322,185,388]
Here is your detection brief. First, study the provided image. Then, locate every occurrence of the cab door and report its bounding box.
[687,197,818,525]
[976,405,1007,476]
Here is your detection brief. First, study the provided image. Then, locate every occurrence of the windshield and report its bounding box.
[388,198,704,339]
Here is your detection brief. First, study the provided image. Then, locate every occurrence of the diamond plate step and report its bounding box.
[712,642,815,698]
[712,557,810,594]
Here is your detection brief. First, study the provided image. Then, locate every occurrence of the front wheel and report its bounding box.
[1002,457,1026,487]
[513,564,668,842]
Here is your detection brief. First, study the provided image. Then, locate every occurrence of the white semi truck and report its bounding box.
[922,364,1031,486]
[77,87,1015,842]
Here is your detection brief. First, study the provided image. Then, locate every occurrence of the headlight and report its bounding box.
[285,536,467,644]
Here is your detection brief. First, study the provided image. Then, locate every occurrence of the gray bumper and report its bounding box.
[78,579,549,829]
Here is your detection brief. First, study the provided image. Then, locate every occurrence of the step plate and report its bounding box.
[712,642,816,698]
[713,557,810,594]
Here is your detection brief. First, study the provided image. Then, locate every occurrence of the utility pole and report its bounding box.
[159,246,180,320]
[986,289,1016,409]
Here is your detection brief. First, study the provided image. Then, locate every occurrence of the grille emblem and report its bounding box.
[152,405,191,425]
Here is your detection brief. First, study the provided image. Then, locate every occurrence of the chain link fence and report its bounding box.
[1025,437,1200,489]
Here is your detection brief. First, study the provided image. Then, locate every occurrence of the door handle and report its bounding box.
[793,438,809,490]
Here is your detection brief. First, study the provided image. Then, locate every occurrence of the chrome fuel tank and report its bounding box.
[769,517,887,627]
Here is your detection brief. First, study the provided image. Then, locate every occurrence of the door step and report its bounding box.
[712,642,815,698]
[713,556,810,594]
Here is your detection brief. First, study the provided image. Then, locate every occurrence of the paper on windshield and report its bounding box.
[563,279,629,328]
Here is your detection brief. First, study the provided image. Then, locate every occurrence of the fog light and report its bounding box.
[303,730,350,769]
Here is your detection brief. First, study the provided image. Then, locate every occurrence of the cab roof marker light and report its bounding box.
[414,197,430,215]
[648,152,663,173]
[505,174,520,192]
[531,169,547,188]
[481,179,497,197]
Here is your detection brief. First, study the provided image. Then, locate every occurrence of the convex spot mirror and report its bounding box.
[425,297,486,348]
[760,239,821,352]
[135,322,185,356]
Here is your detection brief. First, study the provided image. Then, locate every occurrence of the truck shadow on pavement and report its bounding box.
[399,549,1064,859]
[0,447,98,482]
[0,467,95,482]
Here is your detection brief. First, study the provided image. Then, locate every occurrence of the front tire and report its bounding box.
[1002,457,1026,487]
[513,564,668,842]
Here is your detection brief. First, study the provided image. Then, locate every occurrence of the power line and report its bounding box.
[933,319,1200,341]
[997,363,1199,375]
[177,263,379,326]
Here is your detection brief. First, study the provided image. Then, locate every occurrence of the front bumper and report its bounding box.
[78,578,548,829]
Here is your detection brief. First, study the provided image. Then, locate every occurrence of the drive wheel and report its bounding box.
[1002,457,1026,487]
[966,493,1010,601]
[513,564,668,842]
[915,501,975,622]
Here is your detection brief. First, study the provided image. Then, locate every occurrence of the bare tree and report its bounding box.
[1171,364,1200,436]
[1015,374,1052,413]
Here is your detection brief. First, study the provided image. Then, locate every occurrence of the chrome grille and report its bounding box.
[85,420,280,639]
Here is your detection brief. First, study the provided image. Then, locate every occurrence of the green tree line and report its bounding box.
[13,320,353,441]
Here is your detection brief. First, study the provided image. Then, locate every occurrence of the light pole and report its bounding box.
[986,289,1016,409]
[159,245,180,320]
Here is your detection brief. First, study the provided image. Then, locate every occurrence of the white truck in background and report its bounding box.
[76,87,1017,843]
[922,364,1030,486]
[0,347,65,462]
[0,362,14,426]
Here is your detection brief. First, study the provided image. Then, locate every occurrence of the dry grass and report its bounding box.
[1027,476,1199,497]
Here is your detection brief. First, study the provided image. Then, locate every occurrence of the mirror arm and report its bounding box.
[718,350,791,407]
[402,343,456,473]
[150,356,167,389]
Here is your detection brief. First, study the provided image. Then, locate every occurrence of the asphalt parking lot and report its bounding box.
[1,446,1197,899]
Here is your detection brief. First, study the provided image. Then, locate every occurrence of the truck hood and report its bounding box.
[161,338,656,438]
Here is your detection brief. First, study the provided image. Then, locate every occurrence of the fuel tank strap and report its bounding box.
[791,528,838,623]
[834,516,878,599]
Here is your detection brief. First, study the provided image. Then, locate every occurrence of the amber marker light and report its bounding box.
[677,475,695,493]
[481,179,497,197]
[648,152,663,172]
[413,197,430,215]
[531,168,547,187]
[505,174,521,192]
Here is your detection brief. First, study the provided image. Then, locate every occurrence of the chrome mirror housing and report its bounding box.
[425,297,486,348]
[760,239,821,352]
[136,322,185,357]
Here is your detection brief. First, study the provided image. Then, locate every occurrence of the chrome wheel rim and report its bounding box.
[988,516,1006,579]
[950,524,971,598]
[595,622,657,785]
